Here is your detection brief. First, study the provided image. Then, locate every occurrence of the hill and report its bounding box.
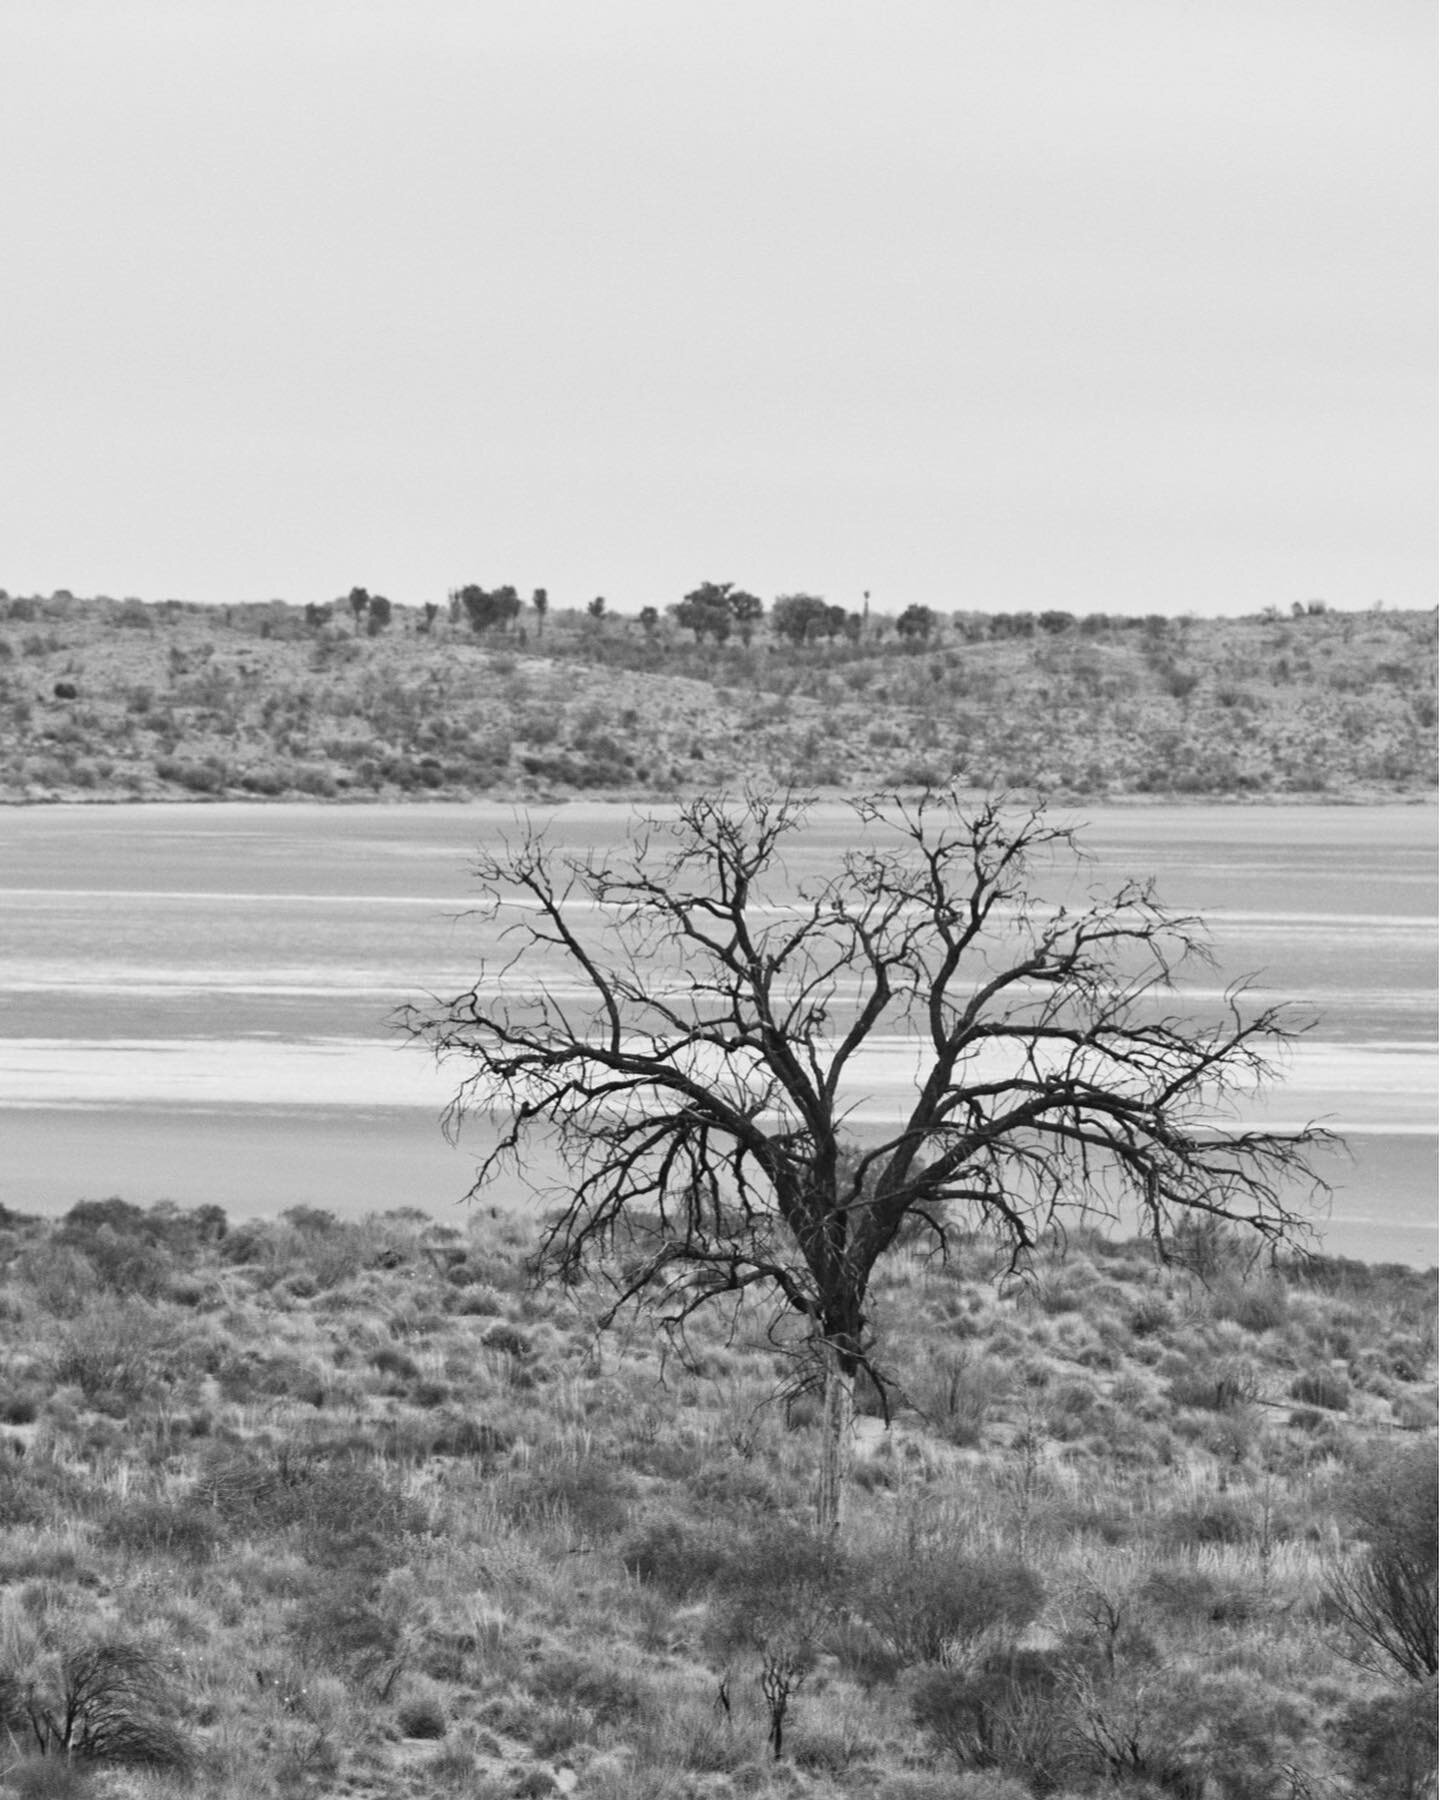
[0,592,1434,804]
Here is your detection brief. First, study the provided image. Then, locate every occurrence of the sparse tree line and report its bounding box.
[0,585,1416,656]
[288,581,1224,651]
[0,587,1434,802]
[270,582,1401,662]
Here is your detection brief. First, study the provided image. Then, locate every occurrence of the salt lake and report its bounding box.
[0,800,1434,1265]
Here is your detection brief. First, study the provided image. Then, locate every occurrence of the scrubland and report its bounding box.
[0,593,1434,803]
[0,1197,1434,1798]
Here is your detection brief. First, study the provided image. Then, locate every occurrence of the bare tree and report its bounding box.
[401,789,1325,1531]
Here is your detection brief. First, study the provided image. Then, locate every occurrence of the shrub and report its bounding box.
[623,1517,733,1599]
[1128,1295,1172,1337]
[16,1243,97,1316]
[1289,1366,1350,1411]
[1215,1278,1289,1334]
[98,1497,223,1561]
[703,1519,850,1663]
[480,1323,530,1357]
[858,1549,1044,1667]
[1140,1566,1257,1626]
[1166,1356,1260,1412]
[239,765,287,795]
[192,1444,422,1568]
[289,1573,402,1682]
[427,1415,511,1459]
[153,755,228,794]
[499,1455,634,1543]
[1162,1495,1256,1549]
[1332,1679,1438,1798]
[910,1651,1071,1788]
[396,1694,448,1739]
[880,1778,1033,1800]
[48,1301,183,1404]
[55,1199,224,1287]
[1328,1441,1439,1680]
[526,1654,647,1729]
[0,1756,95,1798]
[911,1349,1011,1446]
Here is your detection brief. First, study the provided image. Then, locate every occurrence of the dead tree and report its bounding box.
[401,788,1327,1531]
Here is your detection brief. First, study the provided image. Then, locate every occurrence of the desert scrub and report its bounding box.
[496,1448,636,1545]
[0,1201,1431,1795]
[1289,1365,1351,1411]
[44,1300,190,1407]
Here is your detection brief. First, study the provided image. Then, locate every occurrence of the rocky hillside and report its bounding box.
[0,592,1433,803]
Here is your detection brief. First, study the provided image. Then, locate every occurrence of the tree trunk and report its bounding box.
[815,1338,855,1535]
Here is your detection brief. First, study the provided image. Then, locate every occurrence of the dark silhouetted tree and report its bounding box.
[673,582,735,644]
[730,589,765,645]
[896,604,936,643]
[771,593,832,646]
[458,585,521,634]
[402,790,1325,1532]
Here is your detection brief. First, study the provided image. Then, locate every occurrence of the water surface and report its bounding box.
[1,801,1433,1264]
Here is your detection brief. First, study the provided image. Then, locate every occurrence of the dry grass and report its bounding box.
[0,1200,1432,1797]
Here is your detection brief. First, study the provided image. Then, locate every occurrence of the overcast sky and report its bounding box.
[3,1,1433,616]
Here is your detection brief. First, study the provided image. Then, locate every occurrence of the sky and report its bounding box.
[3,0,1434,618]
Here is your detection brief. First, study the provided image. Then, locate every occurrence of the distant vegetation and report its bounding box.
[0,1198,1432,1795]
[0,588,1434,802]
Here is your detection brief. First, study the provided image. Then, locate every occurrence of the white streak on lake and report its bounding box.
[1,801,1434,1264]
[1,1036,1434,1135]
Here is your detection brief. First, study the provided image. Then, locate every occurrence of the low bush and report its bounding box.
[98,1497,223,1560]
[48,1301,185,1405]
[910,1650,1071,1788]
[703,1519,851,1664]
[624,1516,742,1599]
[396,1693,448,1738]
[1166,1356,1261,1412]
[1215,1278,1290,1334]
[1331,1679,1438,1798]
[288,1571,403,1683]
[1141,1565,1258,1626]
[1328,1440,1439,1680]
[1289,1366,1351,1411]
[153,755,228,793]
[1162,1495,1256,1548]
[526,1653,648,1729]
[497,1453,634,1541]
[857,1548,1044,1667]
[1127,1294,1173,1337]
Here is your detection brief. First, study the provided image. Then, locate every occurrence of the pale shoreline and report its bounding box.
[2,783,1435,809]
[5,1101,1434,1272]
